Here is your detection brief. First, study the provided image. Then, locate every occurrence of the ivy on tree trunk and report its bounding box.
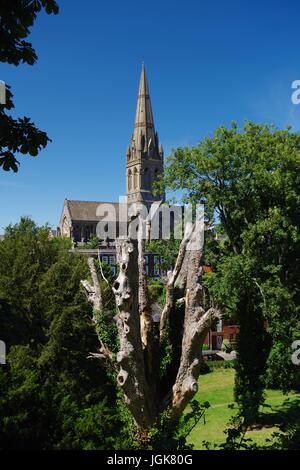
[81,217,221,430]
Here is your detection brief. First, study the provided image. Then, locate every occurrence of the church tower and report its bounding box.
[126,64,165,204]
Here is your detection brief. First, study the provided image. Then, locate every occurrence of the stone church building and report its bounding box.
[58,64,167,277]
[57,65,239,349]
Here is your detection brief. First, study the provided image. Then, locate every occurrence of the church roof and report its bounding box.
[66,199,120,222]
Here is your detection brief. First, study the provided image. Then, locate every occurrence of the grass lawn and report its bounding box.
[187,368,300,449]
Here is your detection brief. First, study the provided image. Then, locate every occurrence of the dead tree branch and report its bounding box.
[81,216,222,430]
[112,238,157,428]
[81,257,113,364]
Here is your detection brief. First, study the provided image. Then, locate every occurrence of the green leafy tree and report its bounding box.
[157,121,300,422]
[0,218,131,449]
[146,236,181,273]
[0,1,59,172]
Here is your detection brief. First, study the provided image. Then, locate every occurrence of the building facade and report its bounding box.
[59,64,164,245]
[58,64,167,277]
[57,64,239,350]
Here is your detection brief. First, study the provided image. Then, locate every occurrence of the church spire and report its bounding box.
[134,63,155,133]
[126,64,165,204]
[131,63,158,157]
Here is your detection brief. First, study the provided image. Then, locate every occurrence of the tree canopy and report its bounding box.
[157,121,300,421]
[0,0,59,172]
[0,218,131,449]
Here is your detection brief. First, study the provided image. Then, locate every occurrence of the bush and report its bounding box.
[199,360,211,375]
[148,279,165,306]
[0,219,131,449]
[205,360,236,370]
[265,341,300,392]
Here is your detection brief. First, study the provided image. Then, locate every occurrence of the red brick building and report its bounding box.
[203,265,239,350]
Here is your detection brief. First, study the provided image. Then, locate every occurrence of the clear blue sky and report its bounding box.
[1,0,300,231]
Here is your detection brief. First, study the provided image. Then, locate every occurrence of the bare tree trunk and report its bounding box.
[138,231,158,398]
[113,238,157,428]
[81,221,221,431]
[138,235,152,350]
[81,257,113,363]
[159,224,221,417]
[159,226,194,342]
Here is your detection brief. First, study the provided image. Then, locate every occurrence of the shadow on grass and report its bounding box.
[252,397,300,430]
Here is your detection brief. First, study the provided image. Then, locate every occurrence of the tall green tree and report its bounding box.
[0,218,131,449]
[0,0,59,172]
[157,121,300,422]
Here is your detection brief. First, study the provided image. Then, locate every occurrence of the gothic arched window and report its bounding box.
[133,167,138,189]
[140,134,145,152]
[62,216,70,237]
[153,169,160,196]
[128,169,132,191]
[144,167,151,190]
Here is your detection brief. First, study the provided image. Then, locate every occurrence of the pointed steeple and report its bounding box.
[134,63,155,132]
[126,64,165,204]
[130,63,159,159]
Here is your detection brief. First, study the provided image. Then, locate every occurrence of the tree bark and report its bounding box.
[138,229,158,397]
[113,238,157,428]
[82,221,222,430]
[159,223,222,418]
[81,257,113,363]
[159,225,194,342]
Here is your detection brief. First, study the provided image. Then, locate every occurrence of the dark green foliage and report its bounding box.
[271,422,300,450]
[198,360,211,374]
[94,309,119,356]
[93,260,119,356]
[265,339,300,392]
[202,360,236,371]
[158,301,185,399]
[0,1,59,171]
[0,218,130,449]
[208,396,300,450]
[0,0,59,66]
[234,297,271,424]
[148,401,210,450]
[146,237,181,272]
[0,86,51,172]
[203,255,272,423]
[77,235,102,249]
[264,397,300,450]
[217,411,259,450]
[148,278,165,306]
[159,122,300,424]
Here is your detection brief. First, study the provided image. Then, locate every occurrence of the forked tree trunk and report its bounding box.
[81,219,221,430]
[113,238,157,427]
